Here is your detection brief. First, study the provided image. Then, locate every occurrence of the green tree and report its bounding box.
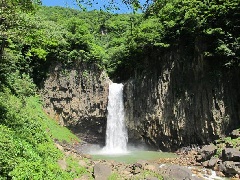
[0,0,41,89]
[0,0,41,54]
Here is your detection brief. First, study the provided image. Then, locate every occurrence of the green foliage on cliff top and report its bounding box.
[2,0,238,84]
[149,0,239,56]
[1,0,240,84]
[1,4,139,85]
[106,0,239,80]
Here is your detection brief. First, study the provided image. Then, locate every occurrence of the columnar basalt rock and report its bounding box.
[41,42,240,151]
[41,62,111,142]
[124,42,240,151]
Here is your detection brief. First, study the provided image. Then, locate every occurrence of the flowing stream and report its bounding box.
[101,83,128,154]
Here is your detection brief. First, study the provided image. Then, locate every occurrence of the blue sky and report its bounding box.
[41,0,146,13]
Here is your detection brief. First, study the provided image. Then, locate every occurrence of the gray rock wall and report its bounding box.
[40,43,239,150]
[124,43,240,151]
[41,62,111,142]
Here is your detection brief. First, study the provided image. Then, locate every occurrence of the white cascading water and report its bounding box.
[102,83,128,154]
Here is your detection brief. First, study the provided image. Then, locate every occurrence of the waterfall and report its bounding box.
[102,83,128,154]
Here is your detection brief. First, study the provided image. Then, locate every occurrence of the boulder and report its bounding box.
[93,163,112,180]
[197,144,217,162]
[202,161,209,167]
[133,167,141,174]
[222,148,240,161]
[133,163,143,169]
[230,129,240,138]
[131,163,143,174]
[208,157,219,168]
[195,155,203,162]
[221,161,240,175]
[160,165,201,180]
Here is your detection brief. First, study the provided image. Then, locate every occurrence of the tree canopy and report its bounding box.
[1,0,239,87]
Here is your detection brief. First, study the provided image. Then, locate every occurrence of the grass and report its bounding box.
[43,115,79,143]
[134,170,163,180]
[108,172,122,180]
[66,156,92,179]
[0,92,86,179]
[27,96,80,143]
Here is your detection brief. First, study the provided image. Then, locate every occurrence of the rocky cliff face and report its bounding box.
[124,41,240,151]
[41,62,111,143]
[40,42,239,150]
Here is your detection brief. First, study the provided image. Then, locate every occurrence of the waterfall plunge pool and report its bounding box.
[81,144,177,164]
[84,83,176,163]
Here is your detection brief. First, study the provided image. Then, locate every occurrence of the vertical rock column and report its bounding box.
[41,62,111,143]
[124,46,240,151]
